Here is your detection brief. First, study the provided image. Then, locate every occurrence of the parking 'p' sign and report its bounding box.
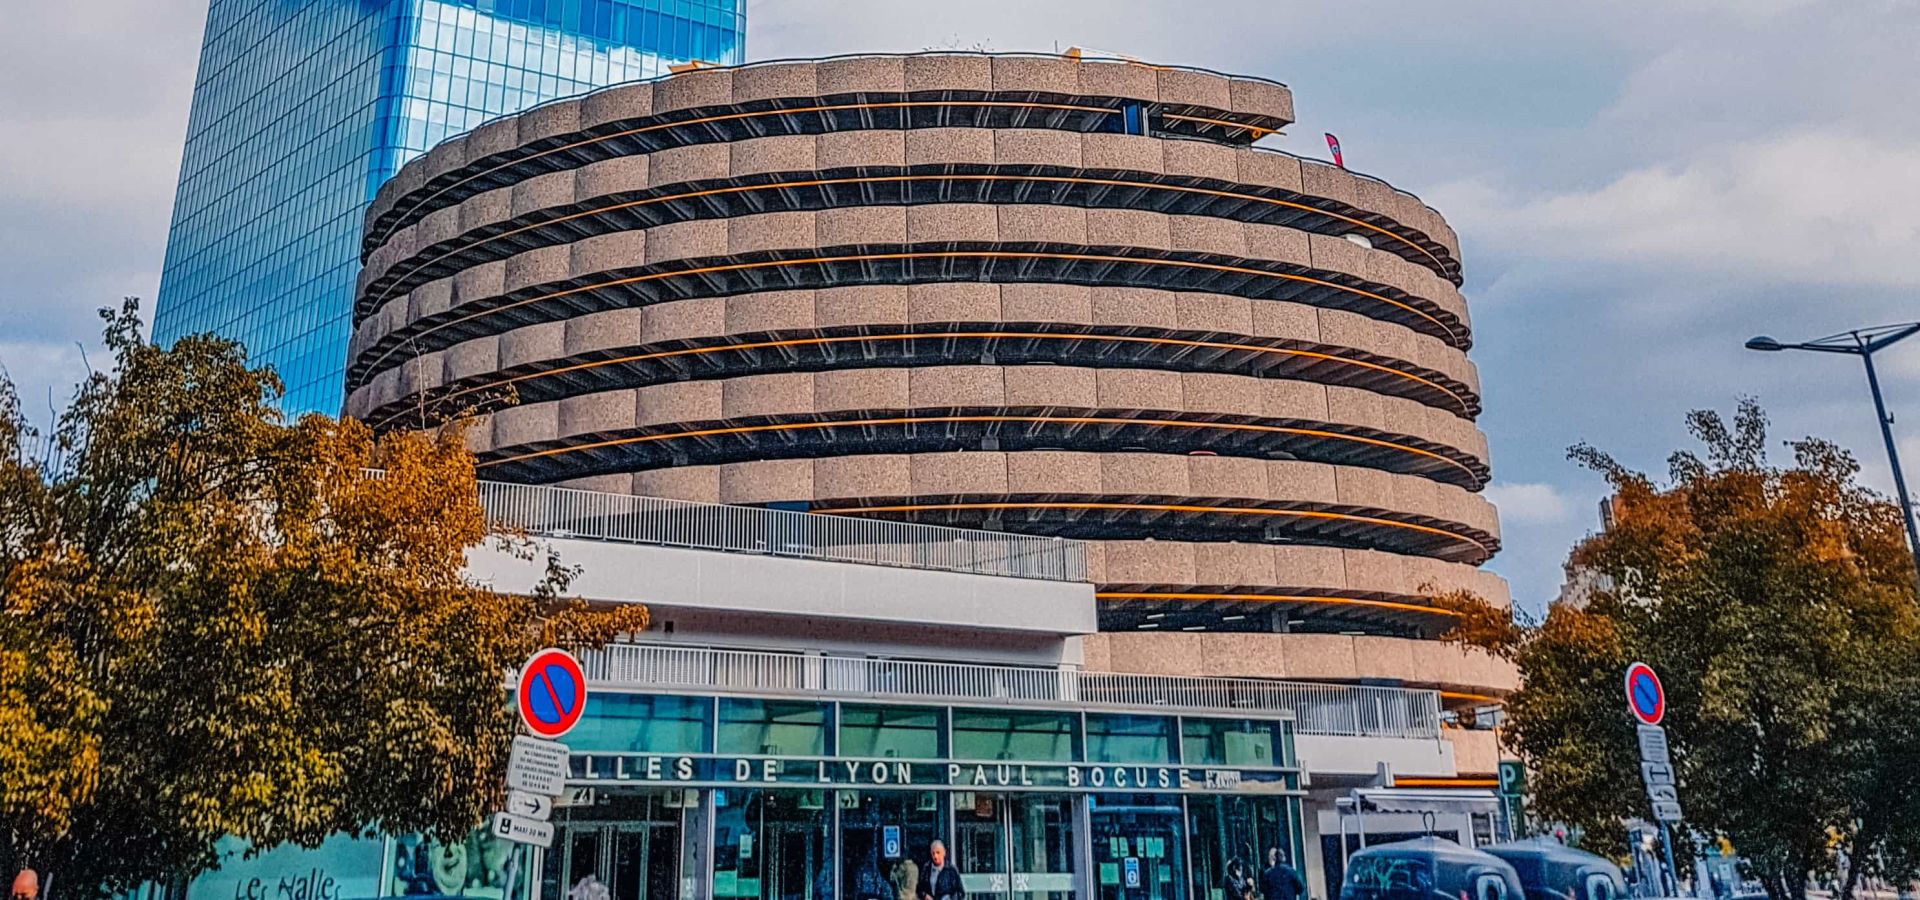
[518,648,588,738]
[1624,661,1665,726]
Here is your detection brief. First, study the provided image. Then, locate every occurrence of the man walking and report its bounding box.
[919,840,966,900]
[1262,848,1306,900]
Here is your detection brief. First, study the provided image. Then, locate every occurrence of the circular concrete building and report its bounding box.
[345,51,1513,767]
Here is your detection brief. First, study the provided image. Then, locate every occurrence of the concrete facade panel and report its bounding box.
[1251,300,1322,342]
[814,367,910,412]
[642,219,729,265]
[511,169,575,216]
[563,307,649,355]
[906,204,1000,243]
[1095,368,1183,410]
[909,366,1005,407]
[1081,134,1165,173]
[724,289,816,334]
[503,245,570,293]
[992,56,1080,94]
[498,320,565,369]
[652,68,732,114]
[727,211,818,255]
[1007,451,1103,495]
[994,130,1083,167]
[559,389,639,436]
[1156,69,1232,109]
[815,285,909,328]
[722,372,816,419]
[719,458,814,505]
[814,454,911,498]
[817,130,906,169]
[568,230,647,276]
[908,282,1001,323]
[814,56,906,95]
[816,206,907,247]
[905,54,992,92]
[998,205,1088,244]
[731,62,817,103]
[911,452,1010,496]
[730,135,818,178]
[579,82,653,129]
[443,336,500,383]
[1161,141,1238,183]
[574,154,650,200]
[638,296,726,343]
[1178,372,1262,417]
[1098,453,1191,496]
[635,379,724,426]
[1000,283,1093,324]
[1075,60,1158,100]
[1003,365,1098,408]
[647,143,730,188]
[632,465,721,503]
[906,128,995,165]
[492,401,558,448]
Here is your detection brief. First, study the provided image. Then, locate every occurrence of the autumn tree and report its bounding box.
[0,300,648,894]
[1443,401,1920,900]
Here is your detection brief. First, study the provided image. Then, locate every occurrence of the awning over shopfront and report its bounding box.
[1338,788,1502,816]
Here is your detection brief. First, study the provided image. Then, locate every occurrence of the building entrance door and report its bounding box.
[544,794,684,900]
[954,794,1076,900]
[839,790,946,900]
[555,824,679,900]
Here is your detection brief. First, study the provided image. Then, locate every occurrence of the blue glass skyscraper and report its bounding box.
[153,0,745,414]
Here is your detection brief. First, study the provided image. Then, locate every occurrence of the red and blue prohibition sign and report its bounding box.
[518,648,588,739]
[1624,661,1665,726]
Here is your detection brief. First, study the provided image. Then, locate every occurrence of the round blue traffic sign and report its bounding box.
[518,648,588,738]
[1624,661,1664,725]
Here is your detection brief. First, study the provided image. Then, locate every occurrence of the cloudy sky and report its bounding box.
[2,0,1917,613]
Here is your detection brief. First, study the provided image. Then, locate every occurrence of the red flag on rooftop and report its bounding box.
[1325,133,1345,168]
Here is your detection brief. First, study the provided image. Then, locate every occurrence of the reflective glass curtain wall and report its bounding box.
[154,0,745,414]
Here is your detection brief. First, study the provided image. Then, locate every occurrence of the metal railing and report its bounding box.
[581,643,1442,740]
[477,480,1087,582]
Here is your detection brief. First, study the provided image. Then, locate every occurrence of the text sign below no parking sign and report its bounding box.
[518,647,589,739]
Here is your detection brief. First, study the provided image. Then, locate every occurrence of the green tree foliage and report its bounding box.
[1444,401,1920,900]
[0,300,649,894]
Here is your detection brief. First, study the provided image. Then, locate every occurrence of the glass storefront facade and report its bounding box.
[537,693,1304,900]
[154,0,745,414]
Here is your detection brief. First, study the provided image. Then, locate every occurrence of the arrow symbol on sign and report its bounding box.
[507,789,553,820]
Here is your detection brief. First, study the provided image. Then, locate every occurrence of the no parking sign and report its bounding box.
[1624,661,1665,725]
[518,648,588,739]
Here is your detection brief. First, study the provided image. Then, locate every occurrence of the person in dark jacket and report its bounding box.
[1224,859,1257,900]
[919,840,966,900]
[1262,848,1306,900]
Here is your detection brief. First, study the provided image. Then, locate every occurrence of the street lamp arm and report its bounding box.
[1745,320,1920,582]
[1862,322,1920,354]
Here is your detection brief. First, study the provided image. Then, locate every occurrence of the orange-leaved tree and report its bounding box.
[0,300,648,894]
[1441,401,1920,900]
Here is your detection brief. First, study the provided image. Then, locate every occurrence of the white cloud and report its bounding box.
[1484,482,1576,524]
[1436,131,1920,289]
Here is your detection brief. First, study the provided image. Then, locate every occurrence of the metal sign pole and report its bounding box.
[1659,823,1680,895]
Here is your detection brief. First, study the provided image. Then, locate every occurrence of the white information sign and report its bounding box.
[508,735,571,796]
[492,811,556,847]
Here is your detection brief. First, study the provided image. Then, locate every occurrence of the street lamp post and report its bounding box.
[1746,323,1920,580]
